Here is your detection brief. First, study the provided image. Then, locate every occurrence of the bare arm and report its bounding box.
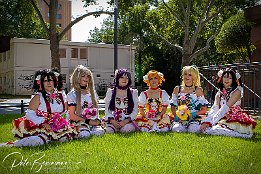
[195,87,207,115]
[226,90,241,107]
[68,105,85,122]
[170,86,179,116]
[28,95,40,111]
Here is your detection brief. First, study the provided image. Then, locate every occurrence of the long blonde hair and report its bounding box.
[70,65,97,116]
[181,66,201,87]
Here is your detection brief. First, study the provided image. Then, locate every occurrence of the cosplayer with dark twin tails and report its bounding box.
[67,65,105,138]
[2,69,77,147]
[103,69,139,133]
[135,70,172,132]
[200,68,257,138]
[170,66,208,133]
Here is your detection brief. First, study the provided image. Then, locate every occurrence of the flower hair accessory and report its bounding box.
[143,75,148,81]
[77,65,85,79]
[236,72,241,79]
[217,69,223,83]
[158,72,164,80]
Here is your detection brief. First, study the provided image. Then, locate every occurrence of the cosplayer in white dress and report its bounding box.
[67,65,104,138]
[103,69,138,133]
[10,69,77,147]
[135,70,171,132]
[170,66,208,133]
[201,69,256,138]
[67,89,104,136]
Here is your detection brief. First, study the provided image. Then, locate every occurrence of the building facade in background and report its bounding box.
[0,38,135,96]
[37,0,72,40]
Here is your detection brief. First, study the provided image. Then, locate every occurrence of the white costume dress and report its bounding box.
[67,89,104,137]
[135,90,171,132]
[202,87,256,138]
[103,88,138,133]
[170,86,208,133]
[12,91,77,147]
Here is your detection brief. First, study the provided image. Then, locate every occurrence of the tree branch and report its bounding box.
[190,30,219,59]
[29,0,49,34]
[161,0,185,28]
[146,20,183,52]
[43,0,49,7]
[59,11,114,40]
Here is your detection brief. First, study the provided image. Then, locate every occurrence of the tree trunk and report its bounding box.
[50,33,60,70]
[181,53,192,67]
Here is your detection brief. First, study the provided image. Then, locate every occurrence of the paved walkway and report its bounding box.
[0,99,105,115]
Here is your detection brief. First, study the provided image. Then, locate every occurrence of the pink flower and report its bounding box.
[49,93,56,99]
[82,108,97,119]
[148,109,156,119]
[180,95,186,100]
[222,89,227,95]
[49,113,68,132]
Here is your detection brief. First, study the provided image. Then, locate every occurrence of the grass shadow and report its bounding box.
[0,114,23,125]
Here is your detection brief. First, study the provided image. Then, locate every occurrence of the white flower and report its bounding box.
[143,75,148,81]
[158,72,163,78]
[217,70,223,77]
[236,72,241,79]
[54,72,60,77]
[36,75,41,80]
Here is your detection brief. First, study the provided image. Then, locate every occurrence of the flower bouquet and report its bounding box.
[82,103,98,120]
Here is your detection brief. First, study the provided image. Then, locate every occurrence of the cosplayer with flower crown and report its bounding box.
[170,66,208,133]
[135,70,171,132]
[200,68,257,138]
[1,69,77,147]
[103,68,138,133]
[67,65,104,138]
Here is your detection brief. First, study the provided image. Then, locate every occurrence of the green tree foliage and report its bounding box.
[215,11,255,62]
[0,0,47,38]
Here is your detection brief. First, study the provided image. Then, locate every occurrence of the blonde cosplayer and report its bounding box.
[143,70,165,87]
[181,66,201,87]
[70,65,98,116]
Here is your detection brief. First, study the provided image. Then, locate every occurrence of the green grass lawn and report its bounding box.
[0,114,260,174]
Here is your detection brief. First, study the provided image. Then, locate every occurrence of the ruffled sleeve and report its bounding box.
[161,90,170,107]
[26,109,45,125]
[170,93,178,107]
[61,90,67,103]
[195,95,208,108]
[138,92,146,108]
[128,89,139,120]
[104,88,114,120]
[66,90,76,106]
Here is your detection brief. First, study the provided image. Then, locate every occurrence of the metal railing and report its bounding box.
[0,100,29,114]
[199,62,261,115]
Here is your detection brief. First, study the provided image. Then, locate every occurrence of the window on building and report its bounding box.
[61,74,66,83]
[48,13,62,19]
[57,14,62,19]
[57,4,62,10]
[0,77,2,84]
[0,54,2,62]
[71,48,78,58]
[80,48,87,59]
[59,48,66,58]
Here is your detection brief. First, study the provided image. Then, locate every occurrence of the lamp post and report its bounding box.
[114,0,118,72]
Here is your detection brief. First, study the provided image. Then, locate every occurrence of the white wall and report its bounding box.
[0,38,136,95]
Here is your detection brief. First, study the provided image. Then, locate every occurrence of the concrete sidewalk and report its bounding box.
[0,98,105,115]
[0,99,30,114]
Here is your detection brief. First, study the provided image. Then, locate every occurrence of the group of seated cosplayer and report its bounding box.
[0,65,257,147]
